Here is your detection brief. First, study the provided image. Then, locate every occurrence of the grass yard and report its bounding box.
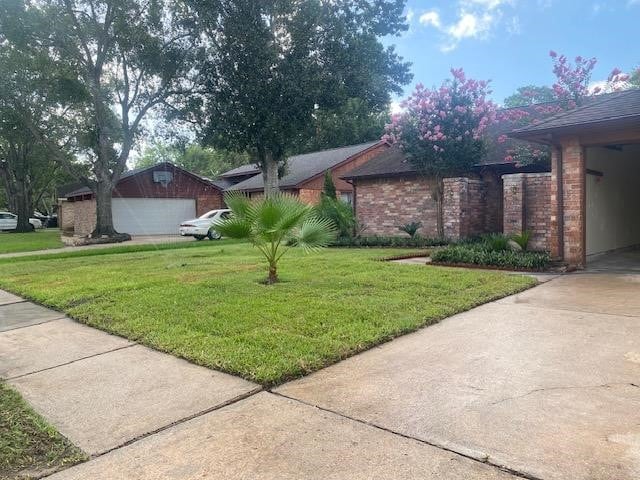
[0,383,85,479]
[0,230,63,255]
[0,243,535,385]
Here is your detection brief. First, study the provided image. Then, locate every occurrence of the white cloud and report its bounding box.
[415,0,515,52]
[419,11,441,28]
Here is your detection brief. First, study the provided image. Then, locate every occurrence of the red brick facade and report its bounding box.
[354,172,502,239]
[502,173,552,251]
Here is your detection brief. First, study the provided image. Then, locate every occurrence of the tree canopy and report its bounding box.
[504,85,555,108]
[192,0,411,197]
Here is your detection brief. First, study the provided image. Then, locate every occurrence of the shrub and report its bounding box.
[431,244,551,270]
[511,231,532,251]
[398,221,422,239]
[482,233,510,252]
[331,235,447,248]
[314,196,356,240]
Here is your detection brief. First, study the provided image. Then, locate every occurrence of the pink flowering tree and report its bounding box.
[499,52,630,166]
[384,68,497,238]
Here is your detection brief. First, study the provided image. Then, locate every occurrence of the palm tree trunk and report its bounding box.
[267,263,278,284]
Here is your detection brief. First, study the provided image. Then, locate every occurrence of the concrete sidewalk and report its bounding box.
[0,289,522,479]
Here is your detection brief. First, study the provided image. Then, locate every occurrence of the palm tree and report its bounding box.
[216,193,336,284]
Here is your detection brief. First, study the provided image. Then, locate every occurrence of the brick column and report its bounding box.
[549,146,562,259]
[560,138,586,268]
[443,178,467,240]
[502,174,525,236]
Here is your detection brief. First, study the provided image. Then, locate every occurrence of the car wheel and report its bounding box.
[29,223,35,231]
[194,235,206,241]
[208,230,221,240]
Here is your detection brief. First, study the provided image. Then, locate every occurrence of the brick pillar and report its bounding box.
[549,146,562,259]
[502,174,525,236]
[561,138,586,268]
[443,178,468,240]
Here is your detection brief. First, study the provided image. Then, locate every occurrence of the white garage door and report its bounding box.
[112,198,196,235]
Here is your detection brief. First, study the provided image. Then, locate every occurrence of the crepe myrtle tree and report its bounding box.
[216,193,336,284]
[383,68,497,238]
[499,52,631,166]
[1,0,201,239]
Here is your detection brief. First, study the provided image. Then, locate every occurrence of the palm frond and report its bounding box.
[224,192,252,218]
[215,216,252,239]
[294,216,337,253]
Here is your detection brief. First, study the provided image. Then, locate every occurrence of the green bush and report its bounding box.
[398,221,422,239]
[314,196,356,240]
[331,235,447,248]
[432,244,551,270]
[511,231,532,251]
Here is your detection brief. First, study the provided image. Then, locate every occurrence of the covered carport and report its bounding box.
[511,90,640,270]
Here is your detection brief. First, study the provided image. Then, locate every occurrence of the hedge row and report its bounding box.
[331,235,448,248]
[431,244,551,270]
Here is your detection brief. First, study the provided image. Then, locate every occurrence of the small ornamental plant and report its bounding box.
[216,193,336,284]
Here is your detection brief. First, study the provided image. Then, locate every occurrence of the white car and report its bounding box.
[0,211,43,231]
[179,209,231,240]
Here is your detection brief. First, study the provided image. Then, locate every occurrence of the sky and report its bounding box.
[386,0,640,108]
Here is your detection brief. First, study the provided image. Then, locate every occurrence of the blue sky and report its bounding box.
[386,0,640,107]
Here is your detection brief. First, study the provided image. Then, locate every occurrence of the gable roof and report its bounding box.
[511,89,640,138]
[65,162,224,199]
[219,164,261,178]
[226,141,383,192]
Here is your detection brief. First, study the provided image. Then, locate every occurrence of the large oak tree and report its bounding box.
[1,0,201,238]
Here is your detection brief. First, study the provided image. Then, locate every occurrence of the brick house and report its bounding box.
[510,89,640,268]
[60,162,226,236]
[224,141,387,204]
[342,145,547,241]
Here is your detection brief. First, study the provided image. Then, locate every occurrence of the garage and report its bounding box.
[586,144,640,257]
[112,198,196,235]
[61,163,225,237]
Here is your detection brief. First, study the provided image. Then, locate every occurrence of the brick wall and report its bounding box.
[355,173,500,239]
[355,176,439,237]
[196,194,224,216]
[502,173,551,251]
[61,198,96,237]
[560,138,586,266]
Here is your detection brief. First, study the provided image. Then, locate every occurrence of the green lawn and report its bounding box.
[0,243,535,385]
[0,230,63,254]
[0,383,85,479]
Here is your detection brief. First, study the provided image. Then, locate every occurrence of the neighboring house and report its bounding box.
[60,162,226,236]
[224,141,387,204]
[510,88,640,268]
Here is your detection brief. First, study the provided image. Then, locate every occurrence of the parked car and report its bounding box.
[32,211,50,228]
[179,209,231,240]
[0,211,43,231]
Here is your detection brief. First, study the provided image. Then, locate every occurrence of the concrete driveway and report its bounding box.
[277,270,640,480]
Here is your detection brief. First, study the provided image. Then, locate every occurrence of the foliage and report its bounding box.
[504,85,556,108]
[398,221,422,238]
[315,196,355,240]
[322,170,337,200]
[0,382,86,478]
[0,242,534,385]
[192,0,412,197]
[294,98,389,153]
[216,193,336,283]
[136,143,250,178]
[331,235,447,248]
[432,244,551,271]
[1,0,201,237]
[384,68,496,237]
[499,51,632,166]
[511,231,532,251]
[482,233,510,252]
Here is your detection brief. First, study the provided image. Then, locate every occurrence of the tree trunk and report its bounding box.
[14,179,32,232]
[263,152,279,198]
[267,263,278,284]
[434,177,445,239]
[91,178,118,238]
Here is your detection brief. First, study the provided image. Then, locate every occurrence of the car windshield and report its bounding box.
[199,211,220,219]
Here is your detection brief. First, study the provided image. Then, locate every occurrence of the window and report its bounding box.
[339,192,353,205]
[220,211,231,220]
